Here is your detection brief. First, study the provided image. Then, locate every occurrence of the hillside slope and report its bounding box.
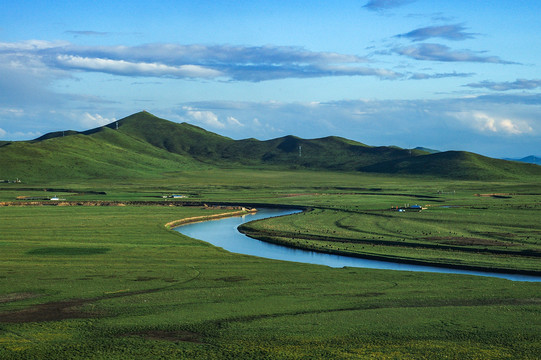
[92,111,235,162]
[0,125,199,182]
[108,112,425,169]
[361,151,541,179]
[1,111,539,182]
[68,112,426,170]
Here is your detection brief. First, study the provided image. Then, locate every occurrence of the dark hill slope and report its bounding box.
[221,135,425,170]
[91,112,426,169]
[34,130,80,141]
[95,112,235,162]
[361,151,541,179]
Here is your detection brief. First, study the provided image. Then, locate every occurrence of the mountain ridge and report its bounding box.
[1,111,540,182]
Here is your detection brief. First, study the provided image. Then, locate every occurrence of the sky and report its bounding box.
[1,0,540,158]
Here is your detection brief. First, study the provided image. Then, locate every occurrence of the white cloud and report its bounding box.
[0,51,67,107]
[500,119,530,135]
[55,55,223,78]
[0,108,24,116]
[451,111,533,135]
[182,106,225,128]
[227,116,244,127]
[80,113,116,128]
[175,97,540,157]
[0,39,69,51]
[0,129,42,140]
[0,40,400,82]
[12,131,42,138]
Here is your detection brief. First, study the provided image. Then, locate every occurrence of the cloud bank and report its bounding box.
[173,94,539,148]
[0,41,401,82]
[2,93,539,157]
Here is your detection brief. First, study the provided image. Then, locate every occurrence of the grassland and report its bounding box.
[240,194,541,273]
[0,168,540,359]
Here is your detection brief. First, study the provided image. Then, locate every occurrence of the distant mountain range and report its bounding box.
[414,147,541,166]
[503,156,541,165]
[1,111,540,182]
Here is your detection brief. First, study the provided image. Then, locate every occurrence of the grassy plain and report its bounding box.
[0,169,540,359]
[241,195,541,273]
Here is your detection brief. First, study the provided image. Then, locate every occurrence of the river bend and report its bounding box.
[175,208,541,282]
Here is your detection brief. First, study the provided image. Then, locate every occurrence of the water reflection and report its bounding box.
[175,208,541,282]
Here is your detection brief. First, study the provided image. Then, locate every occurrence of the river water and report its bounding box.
[175,208,541,282]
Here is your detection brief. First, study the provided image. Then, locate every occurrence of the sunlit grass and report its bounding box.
[0,171,540,359]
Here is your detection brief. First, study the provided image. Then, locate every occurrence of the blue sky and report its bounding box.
[1,0,540,157]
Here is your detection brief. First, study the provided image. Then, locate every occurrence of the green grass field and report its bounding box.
[240,196,541,273]
[1,169,540,359]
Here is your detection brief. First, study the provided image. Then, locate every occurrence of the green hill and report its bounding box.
[361,151,541,179]
[0,123,199,182]
[76,112,425,170]
[1,111,539,182]
[93,111,235,162]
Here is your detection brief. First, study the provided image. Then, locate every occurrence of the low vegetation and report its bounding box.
[0,201,539,358]
[0,113,539,358]
[240,192,541,273]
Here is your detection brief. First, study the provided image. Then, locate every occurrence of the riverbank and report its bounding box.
[165,208,257,229]
[0,200,260,209]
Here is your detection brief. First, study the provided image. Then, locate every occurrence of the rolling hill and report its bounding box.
[361,151,541,180]
[1,111,540,182]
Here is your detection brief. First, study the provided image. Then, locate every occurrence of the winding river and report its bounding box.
[175,208,541,282]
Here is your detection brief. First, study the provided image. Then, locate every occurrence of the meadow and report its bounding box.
[0,169,540,359]
[240,195,541,273]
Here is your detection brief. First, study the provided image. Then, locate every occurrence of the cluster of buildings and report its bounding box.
[391,205,424,212]
[0,178,21,183]
[162,194,186,199]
